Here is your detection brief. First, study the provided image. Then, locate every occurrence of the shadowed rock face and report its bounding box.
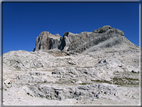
[34,31,62,51]
[33,25,137,53]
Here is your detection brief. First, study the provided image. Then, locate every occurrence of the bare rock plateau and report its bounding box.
[2,25,141,106]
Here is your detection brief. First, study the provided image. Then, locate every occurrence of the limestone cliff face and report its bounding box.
[33,25,138,53]
[34,31,62,51]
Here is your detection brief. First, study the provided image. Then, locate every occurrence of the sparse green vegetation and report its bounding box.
[105,51,117,53]
[129,47,137,49]
[44,81,47,83]
[14,66,21,70]
[27,92,30,95]
[27,92,33,97]
[131,70,138,73]
[65,58,72,60]
[112,77,139,86]
[112,71,140,86]
[91,80,112,84]
[81,83,87,85]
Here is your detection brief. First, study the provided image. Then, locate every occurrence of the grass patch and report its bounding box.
[81,83,87,85]
[112,71,139,86]
[112,77,139,86]
[91,77,139,86]
[124,77,139,81]
[91,80,112,84]
[65,58,72,60]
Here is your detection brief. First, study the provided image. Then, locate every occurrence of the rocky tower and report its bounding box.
[33,25,138,53]
[33,31,62,51]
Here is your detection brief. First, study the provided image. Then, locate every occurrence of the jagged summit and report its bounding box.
[33,25,137,53]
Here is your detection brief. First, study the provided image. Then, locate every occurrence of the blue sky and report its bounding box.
[3,2,139,54]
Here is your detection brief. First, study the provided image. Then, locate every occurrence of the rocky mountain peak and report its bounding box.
[93,25,124,36]
[34,25,135,53]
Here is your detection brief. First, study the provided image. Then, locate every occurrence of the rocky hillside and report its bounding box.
[2,25,140,105]
[34,25,138,53]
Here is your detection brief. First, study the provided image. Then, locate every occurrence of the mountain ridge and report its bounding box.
[33,25,138,54]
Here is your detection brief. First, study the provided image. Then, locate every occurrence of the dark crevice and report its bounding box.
[58,36,66,50]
